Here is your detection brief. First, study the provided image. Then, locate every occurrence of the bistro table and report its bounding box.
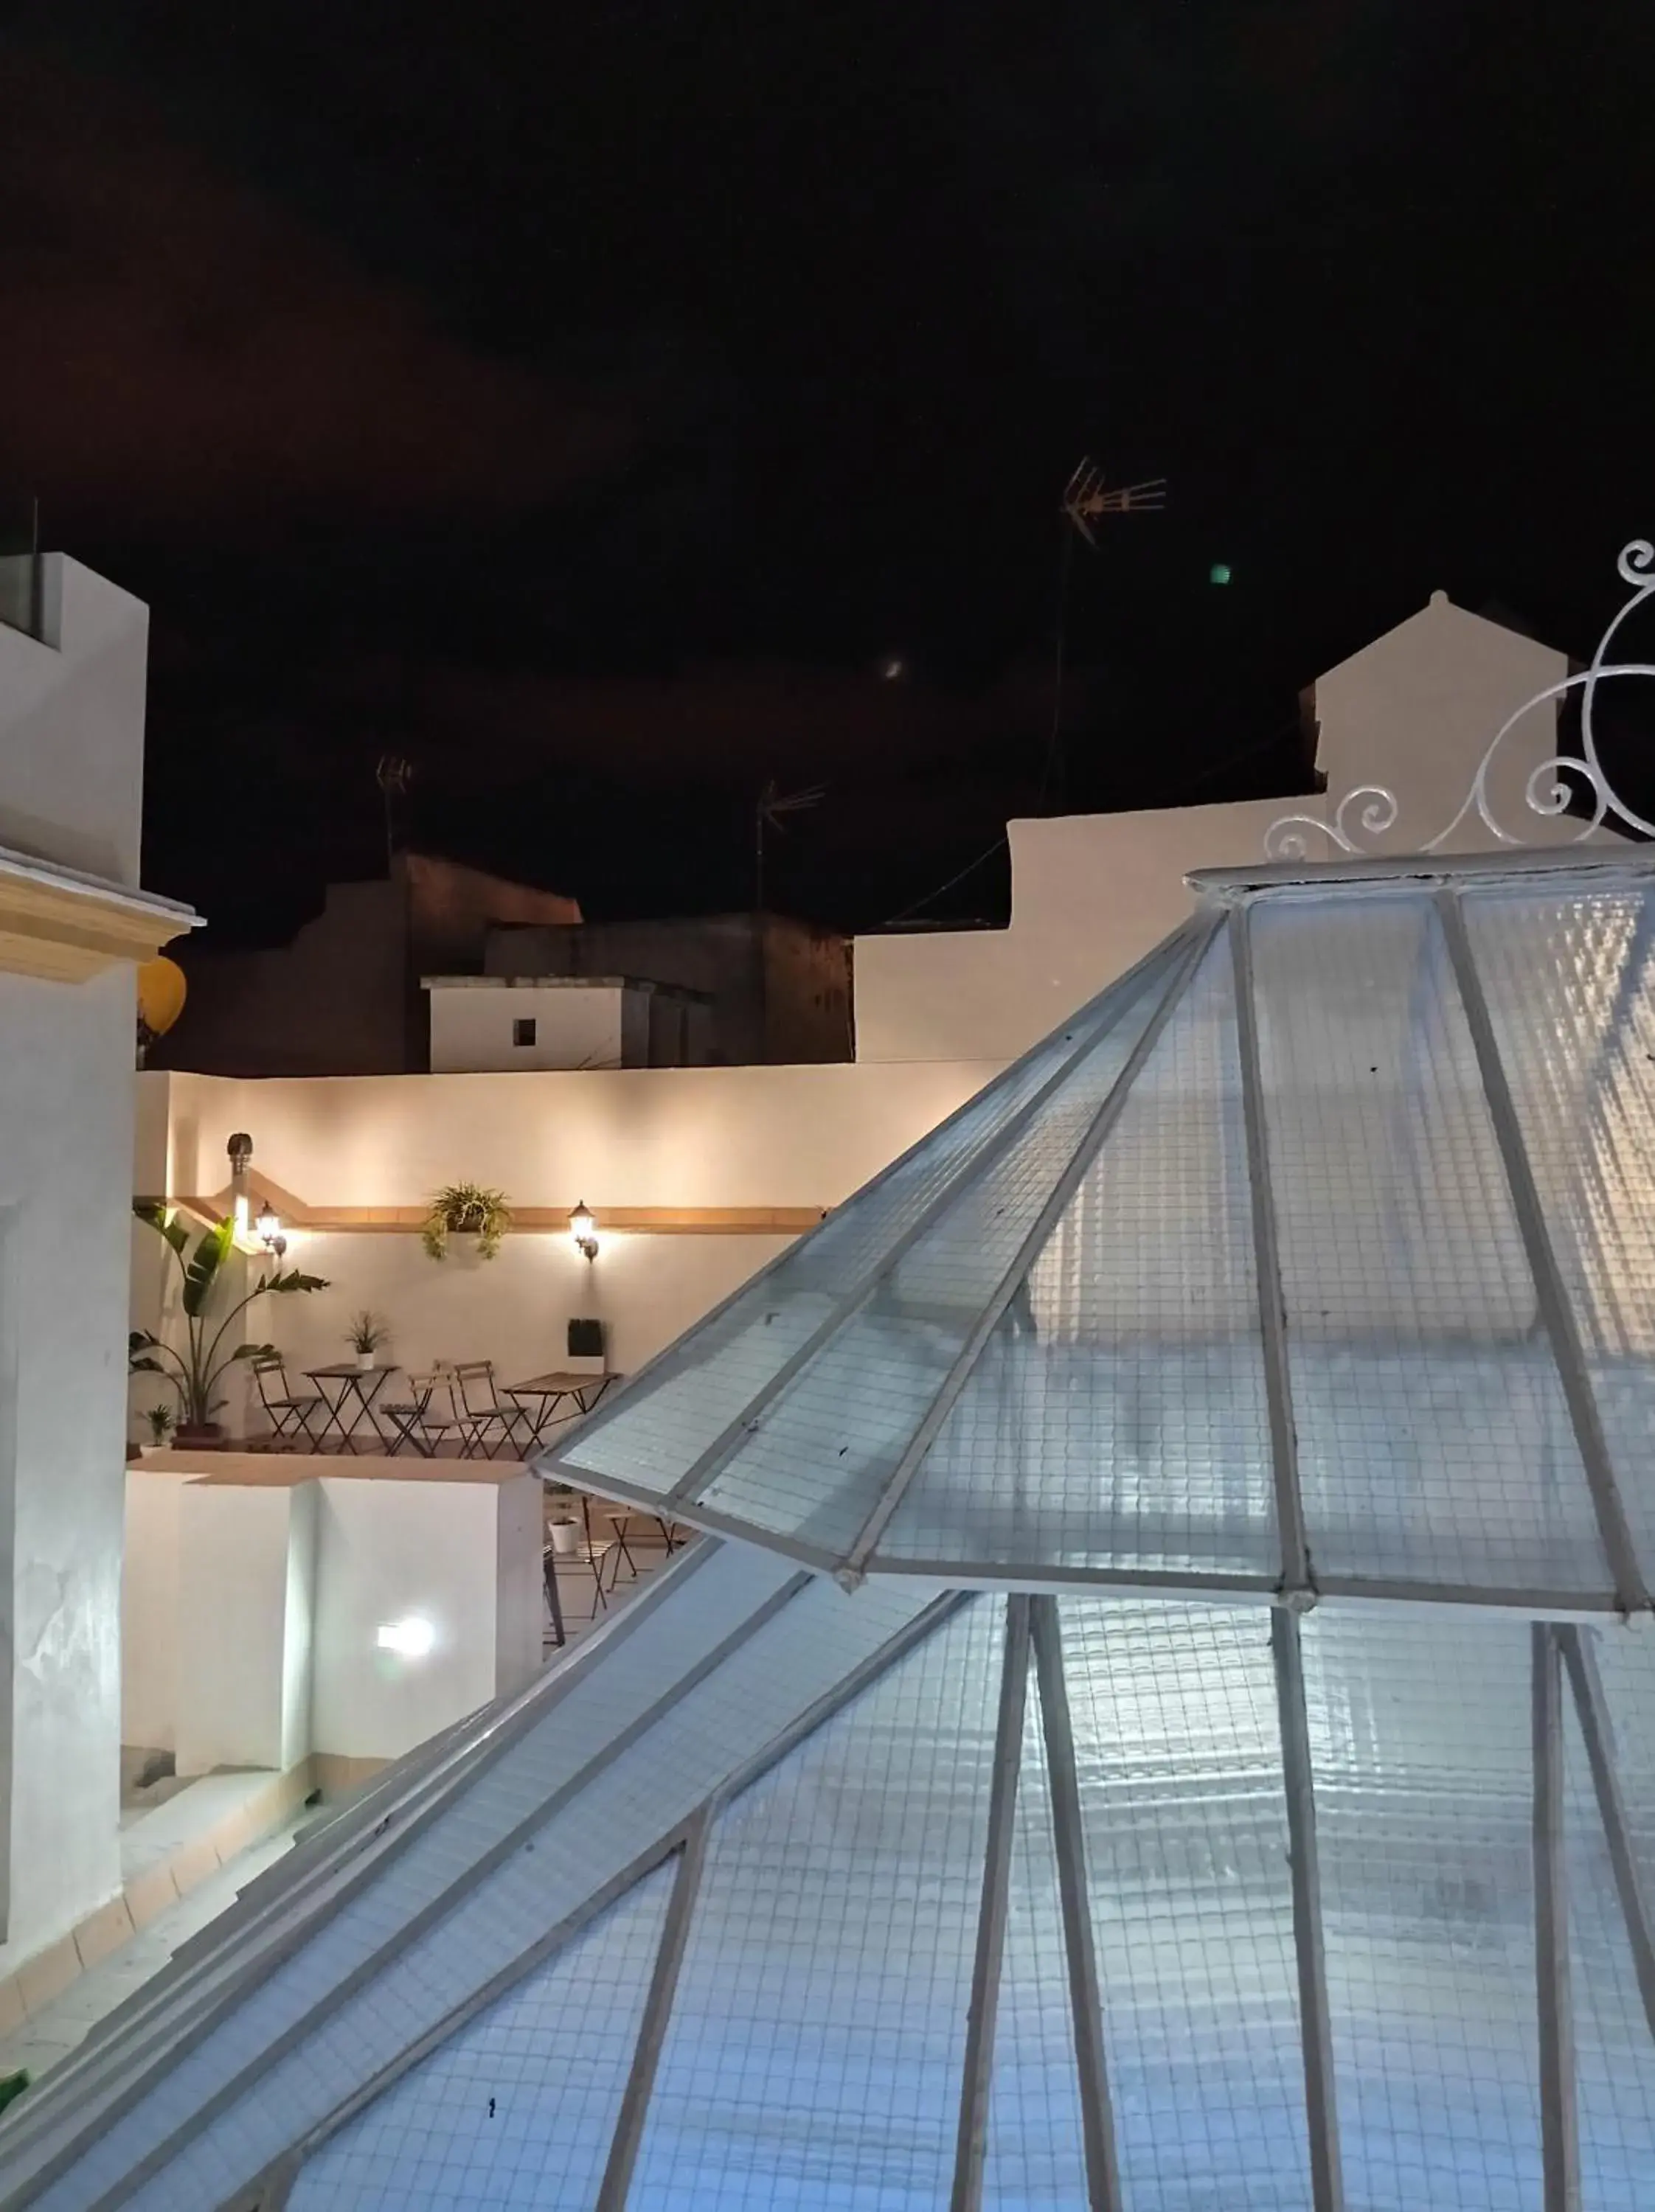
[305,1363,398,1451]
[505,1370,620,1453]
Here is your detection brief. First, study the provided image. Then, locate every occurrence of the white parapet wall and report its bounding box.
[124,1459,542,1773]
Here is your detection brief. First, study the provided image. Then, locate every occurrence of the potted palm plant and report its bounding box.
[421,1183,512,1263]
[346,1310,389,1370]
[139,1403,174,1458]
[129,1203,328,1445]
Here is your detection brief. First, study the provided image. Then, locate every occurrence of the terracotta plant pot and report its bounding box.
[173,1422,226,1450]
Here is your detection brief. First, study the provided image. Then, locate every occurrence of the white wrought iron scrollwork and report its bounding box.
[1265,540,1655,860]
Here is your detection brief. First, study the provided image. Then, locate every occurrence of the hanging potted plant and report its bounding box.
[421,1183,512,1263]
[345,1310,389,1370]
[129,1203,329,1445]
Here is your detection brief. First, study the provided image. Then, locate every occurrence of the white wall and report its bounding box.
[137,1058,993,1398]
[854,597,1597,1064]
[0,560,148,887]
[428,980,634,1072]
[121,1470,187,1755]
[0,558,151,1962]
[176,1483,314,1776]
[310,1475,539,1760]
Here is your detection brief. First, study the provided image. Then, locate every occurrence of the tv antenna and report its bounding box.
[1044,457,1167,807]
[375,753,414,867]
[755,779,825,912]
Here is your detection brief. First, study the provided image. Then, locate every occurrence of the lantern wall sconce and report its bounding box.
[254,1200,287,1262]
[569,1202,600,1263]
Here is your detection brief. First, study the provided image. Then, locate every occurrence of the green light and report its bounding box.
[1209,562,1232,585]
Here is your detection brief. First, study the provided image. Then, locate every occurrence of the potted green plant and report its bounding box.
[129,1203,329,1445]
[346,1310,389,1371]
[421,1183,512,1263]
[139,1403,174,1458]
[546,1484,583,1557]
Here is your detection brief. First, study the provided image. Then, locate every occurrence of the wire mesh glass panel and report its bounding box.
[881,933,1278,1576]
[696,956,1180,1557]
[288,1861,674,2212]
[627,1597,1005,2210]
[561,950,1179,1500]
[1463,881,1655,1578]
[1302,1610,1542,2210]
[1251,888,1607,1595]
[1058,1599,1311,2210]
[982,1654,1090,2207]
[52,1578,944,2212]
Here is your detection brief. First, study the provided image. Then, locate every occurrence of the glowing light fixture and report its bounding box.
[255,1202,287,1262]
[1209,562,1232,585]
[376,1615,435,1658]
[570,1202,600,1263]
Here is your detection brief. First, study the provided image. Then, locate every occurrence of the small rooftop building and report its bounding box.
[423,972,713,1071]
[13,831,1655,2210]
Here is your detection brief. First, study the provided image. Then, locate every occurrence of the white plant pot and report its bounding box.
[548,1518,582,1557]
[354,1352,376,1371]
[139,1443,170,1459]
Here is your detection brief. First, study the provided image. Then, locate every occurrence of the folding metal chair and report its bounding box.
[381,1372,469,1458]
[450,1360,516,1459]
[250,1355,325,1451]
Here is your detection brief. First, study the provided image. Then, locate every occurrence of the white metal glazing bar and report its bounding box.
[1271,1608,1344,2212]
[1030,1596,1123,2212]
[594,1809,712,2212]
[1230,901,1313,1597]
[1437,890,1649,1617]
[839,914,1221,1583]
[1561,1626,1655,2039]
[1533,1624,1581,2211]
[950,1594,1031,2212]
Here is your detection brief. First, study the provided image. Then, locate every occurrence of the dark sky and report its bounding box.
[3,3,1654,939]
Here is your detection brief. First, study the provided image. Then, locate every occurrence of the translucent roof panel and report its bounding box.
[628,1596,1005,2208]
[563,939,1183,1505]
[880,933,1275,1578]
[1249,889,1607,1596]
[547,855,1655,1615]
[1463,880,1655,1573]
[288,1860,674,2212]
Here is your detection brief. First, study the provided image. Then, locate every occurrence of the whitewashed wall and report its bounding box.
[0,559,149,1966]
[855,597,1593,1063]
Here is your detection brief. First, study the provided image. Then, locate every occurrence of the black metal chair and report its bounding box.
[250,1355,325,1451]
[381,1372,469,1458]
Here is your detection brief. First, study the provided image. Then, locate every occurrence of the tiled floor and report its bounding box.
[0,1813,306,2085]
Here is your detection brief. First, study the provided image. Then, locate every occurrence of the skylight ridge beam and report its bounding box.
[950,1594,1030,2211]
[1031,1597,1123,2211]
[1437,889,1649,1618]
[839,914,1220,1582]
[1230,902,1313,1598]
[1533,1624,1582,2211]
[594,1808,712,2212]
[1271,1609,1345,2212]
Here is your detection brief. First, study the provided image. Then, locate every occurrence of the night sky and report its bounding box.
[3,4,1653,941]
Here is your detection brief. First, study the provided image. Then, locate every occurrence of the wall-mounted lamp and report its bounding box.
[254,1201,288,1262]
[375,1615,435,1659]
[569,1201,600,1263]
